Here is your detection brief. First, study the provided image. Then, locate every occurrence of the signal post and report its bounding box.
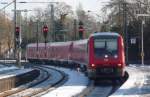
[15,26,21,68]
[43,25,48,57]
[78,21,84,39]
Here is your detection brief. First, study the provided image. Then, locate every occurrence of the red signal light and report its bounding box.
[16,27,20,32]
[79,26,84,32]
[15,27,20,38]
[43,25,48,33]
[43,25,48,38]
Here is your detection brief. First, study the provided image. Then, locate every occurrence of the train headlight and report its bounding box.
[114,55,118,58]
[118,64,122,67]
[91,64,96,67]
[105,55,108,58]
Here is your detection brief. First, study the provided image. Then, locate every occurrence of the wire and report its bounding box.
[18,1,58,4]
[0,1,14,11]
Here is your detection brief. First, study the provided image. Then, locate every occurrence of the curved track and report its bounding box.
[0,61,128,97]
[78,72,128,97]
[0,65,67,97]
[39,65,128,97]
[85,81,123,97]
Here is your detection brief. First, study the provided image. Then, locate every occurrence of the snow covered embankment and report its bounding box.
[109,65,145,97]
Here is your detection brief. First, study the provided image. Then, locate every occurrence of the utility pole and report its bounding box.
[36,20,39,59]
[16,10,22,68]
[14,0,17,63]
[119,0,121,33]
[24,10,31,45]
[51,4,55,41]
[74,19,77,40]
[141,20,144,65]
[123,0,128,64]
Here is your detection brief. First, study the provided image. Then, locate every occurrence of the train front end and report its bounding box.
[87,32,125,79]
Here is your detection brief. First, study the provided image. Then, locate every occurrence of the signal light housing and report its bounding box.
[15,27,20,38]
[79,26,84,32]
[43,25,48,38]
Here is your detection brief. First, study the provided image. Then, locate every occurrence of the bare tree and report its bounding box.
[54,2,73,19]
[0,12,13,58]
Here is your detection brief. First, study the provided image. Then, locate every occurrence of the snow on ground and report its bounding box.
[109,65,150,97]
[0,68,33,79]
[42,66,89,97]
[0,64,6,68]
[0,66,18,73]
[0,60,27,63]
[0,64,33,79]
[42,65,149,97]
[0,64,19,75]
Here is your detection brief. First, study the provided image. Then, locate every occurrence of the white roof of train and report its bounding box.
[27,39,88,47]
[90,32,120,37]
[50,41,72,46]
[27,42,71,47]
[73,39,88,44]
[27,43,46,47]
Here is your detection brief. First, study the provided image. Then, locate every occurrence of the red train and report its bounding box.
[26,32,125,79]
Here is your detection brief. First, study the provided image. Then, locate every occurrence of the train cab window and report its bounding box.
[94,38,118,57]
[107,40,117,53]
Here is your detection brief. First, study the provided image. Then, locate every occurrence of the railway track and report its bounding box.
[76,82,119,97]
[84,81,120,97]
[0,61,128,97]
[0,65,67,97]
[77,72,128,97]
[37,65,128,97]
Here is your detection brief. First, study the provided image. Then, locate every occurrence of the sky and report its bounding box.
[55,0,110,12]
[0,0,110,18]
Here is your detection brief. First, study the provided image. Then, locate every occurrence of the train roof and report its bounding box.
[73,39,88,44]
[27,39,88,48]
[27,43,46,47]
[50,41,71,46]
[27,41,71,47]
[90,32,120,37]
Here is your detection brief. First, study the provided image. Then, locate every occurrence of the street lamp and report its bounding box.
[137,14,150,65]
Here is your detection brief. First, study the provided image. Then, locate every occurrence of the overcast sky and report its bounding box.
[0,0,110,17]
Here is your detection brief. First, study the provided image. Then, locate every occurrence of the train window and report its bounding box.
[94,40,105,48]
[107,40,117,51]
[94,38,118,57]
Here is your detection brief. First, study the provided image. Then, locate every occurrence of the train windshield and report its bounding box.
[94,37,118,58]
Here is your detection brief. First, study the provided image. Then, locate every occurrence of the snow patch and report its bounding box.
[109,66,145,97]
[42,66,89,97]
